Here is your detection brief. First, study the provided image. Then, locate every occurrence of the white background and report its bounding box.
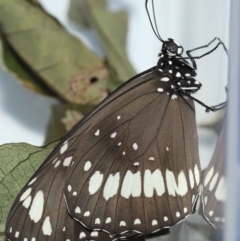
[0,0,229,167]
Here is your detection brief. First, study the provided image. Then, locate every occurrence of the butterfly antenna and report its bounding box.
[145,0,164,43]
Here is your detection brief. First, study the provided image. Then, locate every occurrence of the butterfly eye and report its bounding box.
[163,39,184,56]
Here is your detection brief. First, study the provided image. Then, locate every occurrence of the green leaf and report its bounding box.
[0,141,58,239]
[69,0,136,82]
[0,0,109,104]
[68,0,90,28]
[2,40,56,96]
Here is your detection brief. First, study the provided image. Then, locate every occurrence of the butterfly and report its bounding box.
[5,0,227,240]
[200,118,226,229]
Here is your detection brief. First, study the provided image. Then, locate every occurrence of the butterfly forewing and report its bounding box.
[64,67,201,235]
[201,121,226,229]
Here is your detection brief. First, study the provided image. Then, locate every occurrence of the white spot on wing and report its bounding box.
[73,191,77,196]
[118,142,122,146]
[189,169,194,189]
[215,177,226,201]
[166,170,188,196]
[164,216,168,221]
[184,207,187,213]
[157,88,164,92]
[149,157,155,161]
[84,161,92,171]
[209,172,219,191]
[106,217,111,223]
[63,226,65,231]
[171,94,177,100]
[166,146,169,151]
[63,156,73,166]
[9,227,12,233]
[176,212,180,217]
[23,196,32,209]
[84,211,90,216]
[75,206,81,213]
[15,231,19,238]
[169,61,172,65]
[91,231,98,237]
[60,141,68,154]
[144,169,165,197]
[209,210,214,216]
[117,115,121,120]
[133,143,138,150]
[89,171,104,195]
[103,172,120,200]
[54,161,61,168]
[110,132,117,138]
[176,72,181,77]
[95,129,100,136]
[52,158,58,164]
[20,188,32,201]
[95,218,100,224]
[79,232,86,239]
[152,220,158,226]
[185,73,191,77]
[194,165,200,185]
[121,171,141,198]
[42,216,52,236]
[67,185,72,192]
[204,166,214,186]
[28,177,37,186]
[134,219,141,225]
[122,151,126,155]
[29,190,44,223]
[120,221,126,226]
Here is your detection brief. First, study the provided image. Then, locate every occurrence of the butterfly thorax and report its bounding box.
[156,38,201,95]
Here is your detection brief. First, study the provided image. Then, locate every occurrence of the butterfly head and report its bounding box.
[162,38,184,57]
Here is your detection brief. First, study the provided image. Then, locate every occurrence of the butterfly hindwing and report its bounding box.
[64,67,201,235]
[201,121,226,229]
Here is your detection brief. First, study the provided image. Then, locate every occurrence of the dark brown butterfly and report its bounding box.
[5,0,227,240]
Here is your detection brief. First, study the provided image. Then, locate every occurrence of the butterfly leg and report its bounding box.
[180,37,228,69]
[206,101,227,112]
[183,39,228,111]
[207,85,228,112]
[187,37,228,57]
